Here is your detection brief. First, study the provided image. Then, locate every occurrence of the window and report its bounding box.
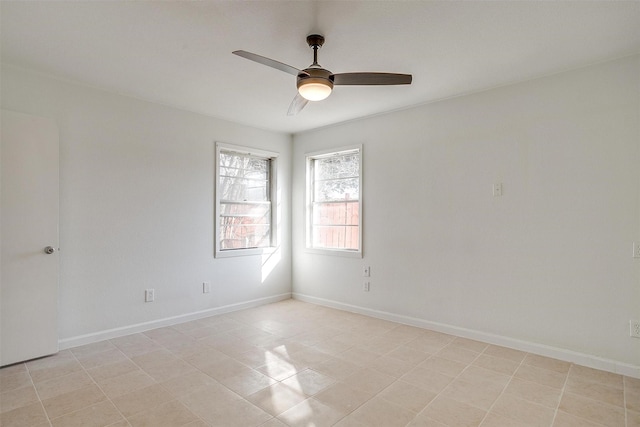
[306,146,362,256]
[215,143,277,257]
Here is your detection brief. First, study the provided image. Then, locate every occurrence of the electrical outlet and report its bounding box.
[633,242,640,258]
[492,183,503,197]
[145,289,155,302]
[363,281,370,292]
[631,320,640,338]
[203,282,211,293]
[363,266,370,277]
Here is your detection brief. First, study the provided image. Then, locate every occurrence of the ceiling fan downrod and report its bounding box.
[306,34,325,67]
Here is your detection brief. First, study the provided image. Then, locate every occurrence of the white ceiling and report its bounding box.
[2,1,639,134]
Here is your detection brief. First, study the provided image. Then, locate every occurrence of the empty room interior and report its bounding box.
[1,1,639,427]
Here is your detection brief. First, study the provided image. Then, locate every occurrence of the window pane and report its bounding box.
[220,202,270,219]
[220,153,269,175]
[220,223,271,250]
[307,148,361,253]
[219,203,271,250]
[314,178,359,202]
[314,153,359,180]
[220,177,269,202]
[312,225,359,250]
[313,202,359,226]
[217,148,273,253]
[220,166,267,181]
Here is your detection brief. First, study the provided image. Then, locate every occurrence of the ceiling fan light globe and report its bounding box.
[298,82,332,101]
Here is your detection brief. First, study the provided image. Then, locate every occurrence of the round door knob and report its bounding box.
[44,246,56,254]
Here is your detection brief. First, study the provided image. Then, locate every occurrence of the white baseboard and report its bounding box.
[58,293,292,350]
[293,293,640,379]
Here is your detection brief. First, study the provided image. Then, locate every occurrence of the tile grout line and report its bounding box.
[74,338,206,426]
[172,315,312,426]
[298,326,397,425]
[159,338,230,427]
[242,312,372,426]
[72,346,134,427]
[401,342,454,426]
[553,367,627,427]
[471,346,528,427]
[265,322,423,425]
[24,361,54,427]
[355,329,443,425]
[623,375,629,427]
[116,327,238,426]
[399,336,489,426]
[549,361,572,427]
[148,322,260,427]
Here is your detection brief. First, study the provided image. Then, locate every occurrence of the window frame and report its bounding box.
[215,142,278,258]
[305,145,363,258]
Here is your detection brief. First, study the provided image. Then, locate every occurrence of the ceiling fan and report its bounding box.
[233,34,412,116]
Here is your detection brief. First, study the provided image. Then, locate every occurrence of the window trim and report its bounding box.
[215,142,278,258]
[305,145,363,258]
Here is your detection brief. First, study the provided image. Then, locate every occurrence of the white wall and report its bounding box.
[3,55,638,374]
[1,65,292,342]
[292,55,640,373]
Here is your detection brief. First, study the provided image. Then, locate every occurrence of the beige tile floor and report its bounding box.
[1,299,638,427]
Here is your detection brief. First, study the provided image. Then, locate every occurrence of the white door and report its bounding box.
[1,109,59,366]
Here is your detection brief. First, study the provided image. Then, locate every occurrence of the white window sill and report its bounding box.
[215,246,277,259]
[304,247,362,258]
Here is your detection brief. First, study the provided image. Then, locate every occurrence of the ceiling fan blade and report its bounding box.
[232,50,304,76]
[332,72,412,86]
[287,93,309,116]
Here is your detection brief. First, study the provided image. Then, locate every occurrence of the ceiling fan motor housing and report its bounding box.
[297,68,334,91]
